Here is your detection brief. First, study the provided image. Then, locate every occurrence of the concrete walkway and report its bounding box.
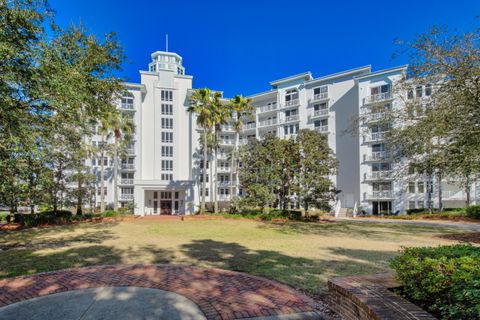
[0,265,324,320]
[333,217,480,231]
[0,287,206,320]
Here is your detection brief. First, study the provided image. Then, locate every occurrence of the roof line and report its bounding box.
[306,65,372,85]
[354,65,408,80]
[269,71,313,87]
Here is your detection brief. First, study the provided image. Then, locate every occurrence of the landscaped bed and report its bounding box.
[0,217,464,295]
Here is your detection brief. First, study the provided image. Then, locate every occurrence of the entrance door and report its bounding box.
[153,200,158,214]
[160,201,172,215]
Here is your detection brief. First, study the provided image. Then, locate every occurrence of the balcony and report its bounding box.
[218,195,231,201]
[119,179,134,185]
[120,194,134,200]
[221,125,235,132]
[310,109,328,119]
[314,126,329,133]
[365,171,393,181]
[310,92,329,103]
[120,103,135,111]
[220,139,234,146]
[239,139,248,145]
[258,104,277,114]
[242,123,256,131]
[365,112,387,123]
[365,132,387,143]
[282,114,299,123]
[366,191,394,200]
[363,92,393,105]
[365,151,390,162]
[258,118,277,128]
[218,181,231,187]
[218,166,231,172]
[283,99,300,108]
[125,148,135,155]
[120,163,135,170]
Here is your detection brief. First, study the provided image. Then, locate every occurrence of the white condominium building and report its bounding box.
[88,50,476,215]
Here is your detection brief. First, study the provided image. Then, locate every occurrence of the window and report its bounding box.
[418,182,425,193]
[161,146,173,157]
[284,124,299,135]
[161,160,173,171]
[200,174,209,183]
[313,86,328,96]
[199,160,209,169]
[161,118,173,129]
[121,92,134,109]
[408,182,416,193]
[371,85,390,95]
[200,188,209,196]
[285,89,298,103]
[314,119,328,129]
[409,201,416,209]
[425,84,432,96]
[91,158,96,166]
[161,174,173,181]
[417,201,424,209]
[161,132,173,143]
[161,191,172,199]
[314,102,328,111]
[161,104,173,115]
[219,175,229,182]
[154,191,158,199]
[175,192,179,199]
[161,90,173,102]
[97,187,107,196]
[407,89,414,99]
[416,86,423,98]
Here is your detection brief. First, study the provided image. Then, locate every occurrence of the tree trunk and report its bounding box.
[113,137,119,211]
[214,147,218,213]
[200,130,207,214]
[427,173,433,214]
[437,171,443,213]
[76,174,83,216]
[230,131,238,200]
[100,136,105,213]
[465,175,471,207]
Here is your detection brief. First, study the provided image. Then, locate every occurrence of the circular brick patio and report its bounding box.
[0,264,322,319]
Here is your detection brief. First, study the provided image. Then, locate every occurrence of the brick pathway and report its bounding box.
[0,264,321,320]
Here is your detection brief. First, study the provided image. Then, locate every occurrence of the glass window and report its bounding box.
[425,84,432,96]
[408,182,416,193]
[409,201,416,209]
[416,86,423,98]
[285,89,298,102]
[418,182,425,193]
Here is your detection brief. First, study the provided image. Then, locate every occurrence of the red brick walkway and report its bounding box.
[0,264,320,319]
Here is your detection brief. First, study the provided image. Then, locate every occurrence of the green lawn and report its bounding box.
[0,218,460,295]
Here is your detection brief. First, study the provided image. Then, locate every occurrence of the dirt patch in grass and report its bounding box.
[435,232,480,244]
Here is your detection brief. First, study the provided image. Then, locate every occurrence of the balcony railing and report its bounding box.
[311,92,328,102]
[120,103,135,110]
[239,139,248,145]
[120,179,134,185]
[220,139,234,146]
[364,92,393,105]
[120,194,134,200]
[221,125,234,132]
[367,191,394,199]
[367,132,387,142]
[218,181,231,187]
[258,119,277,127]
[366,151,390,161]
[218,195,231,201]
[218,166,231,172]
[311,109,328,118]
[125,148,135,154]
[283,115,299,123]
[366,112,387,122]
[366,171,392,181]
[120,163,135,170]
[314,126,328,133]
[258,104,277,113]
[284,99,300,107]
[242,123,256,131]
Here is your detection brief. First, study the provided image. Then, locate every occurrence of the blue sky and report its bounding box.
[50,0,478,97]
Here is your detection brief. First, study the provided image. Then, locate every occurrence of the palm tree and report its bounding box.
[110,112,135,211]
[96,123,112,213]
[188,88,220,214]
[228,95,255,199]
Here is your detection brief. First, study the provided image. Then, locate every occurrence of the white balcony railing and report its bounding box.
[239,139,248,145]
[314,126,329,133]
[312,109,328,118]
[367,191,394,199]
[125,148,135,154]
[218,181,231,187]
[366,171,392,181]
[120,179,134,185]
[284,99,300,107]
[259,119,277,127]
[221,125,234,132]
[364,92,393,105]
[218,167,231,172]
[258,104,277,113]
[367,112,387,122]
[283,115,299,123]
[311,92,328,102]
[218,195,231,201]
[368,132,387,142]
[220,139,234,145]
[120,103,134,110]
[120,194,134,200]
[121,163,135,170]
[243,123,256,131]
[366,151,389,161]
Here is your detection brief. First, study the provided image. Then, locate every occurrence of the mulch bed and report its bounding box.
[435,232,480,244]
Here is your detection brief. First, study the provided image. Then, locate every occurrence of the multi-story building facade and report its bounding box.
[88,50,476,215]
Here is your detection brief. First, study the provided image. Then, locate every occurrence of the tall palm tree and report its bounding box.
[110,112,135,211]
[228,95,255,198]
[188,88,220,214]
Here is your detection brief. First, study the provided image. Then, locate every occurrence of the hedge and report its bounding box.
[11,210,73,227]
[391,244,480,319]
[466,205,480,219]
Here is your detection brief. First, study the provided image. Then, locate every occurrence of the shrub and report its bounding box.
[466,205,480,219]
[391,245,480,319]
[0,212,9,223]
[13,210,73,226]
[100,210,132,217]
[406,208,427,215]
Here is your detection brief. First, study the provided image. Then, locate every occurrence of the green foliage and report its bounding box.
[391,245,480,319]
[466,205,480,219]
[100,210,132,217]
[0,212,9,222]
[13,210,73,227]
[238,130,337,213]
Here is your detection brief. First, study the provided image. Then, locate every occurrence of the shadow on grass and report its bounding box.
[181,239,397,294]
[257,220,456,241]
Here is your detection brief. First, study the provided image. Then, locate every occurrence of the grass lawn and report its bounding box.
[0,218,462,295]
